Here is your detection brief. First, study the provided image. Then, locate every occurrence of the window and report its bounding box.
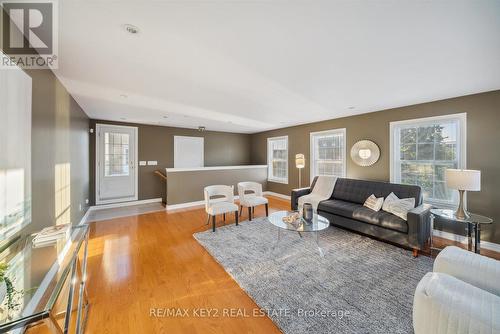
[0,61,32,243]
[310,129,346,181]
[267,136,288,183]
[104,132,130,176]
[390,113,466,207]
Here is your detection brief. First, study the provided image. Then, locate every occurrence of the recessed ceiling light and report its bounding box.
[120,94,128,98]
[124,24,140,34]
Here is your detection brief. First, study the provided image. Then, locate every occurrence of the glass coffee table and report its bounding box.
[268,210,330,257]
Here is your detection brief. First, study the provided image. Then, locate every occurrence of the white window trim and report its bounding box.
[267,135,289,184]
[389,113,467,208]
[309,128,347,183]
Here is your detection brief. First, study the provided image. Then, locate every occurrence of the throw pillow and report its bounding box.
[363,194,384,212]
[382,192,399,212]
[388,198,416,221]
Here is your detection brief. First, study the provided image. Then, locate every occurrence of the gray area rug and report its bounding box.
[194,217,433,334]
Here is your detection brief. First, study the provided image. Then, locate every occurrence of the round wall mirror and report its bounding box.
[351,140,380,166]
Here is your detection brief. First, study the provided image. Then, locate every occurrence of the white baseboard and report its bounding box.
[166,200,206,211]
[482,241,500,253]
[433,230,467,244]
[433,229,500,253]
[264,191,291,201]
[89,198,162,211]
[166,192,292,211]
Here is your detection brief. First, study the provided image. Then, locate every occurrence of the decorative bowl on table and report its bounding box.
[282,212,299,223]
[282,212,303,229]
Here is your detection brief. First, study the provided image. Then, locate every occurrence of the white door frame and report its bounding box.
[95,123,139,205]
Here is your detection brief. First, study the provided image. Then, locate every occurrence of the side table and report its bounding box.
[430,209,493,254]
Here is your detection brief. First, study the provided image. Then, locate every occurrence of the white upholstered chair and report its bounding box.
[237,182,268,221]
[204,185,239,232]
[413,246,500,334]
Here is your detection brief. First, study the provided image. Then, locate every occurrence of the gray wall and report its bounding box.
[167,167,267,205]
[25,69,90,234]
[89,120,252,205]
[1,9,90,236]
[251,90,500,244]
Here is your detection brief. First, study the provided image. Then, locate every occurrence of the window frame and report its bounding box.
[309,128,347,183]
[389,113,467,208]
[104,132,131,177]
[267,135,289,184]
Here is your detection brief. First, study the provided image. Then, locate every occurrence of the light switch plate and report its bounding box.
[147,161,158,166]
[139,161,147,166]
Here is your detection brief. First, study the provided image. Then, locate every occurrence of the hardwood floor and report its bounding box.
[81,196,288,334]
[29,195,499,333]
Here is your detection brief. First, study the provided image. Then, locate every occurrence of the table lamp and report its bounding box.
[445,169,481,219]
[295,154,305,188]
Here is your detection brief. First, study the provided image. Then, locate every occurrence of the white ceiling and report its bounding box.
[55,0,500,133]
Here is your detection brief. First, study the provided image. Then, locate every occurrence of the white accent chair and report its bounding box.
[204,185,239,232]
[413,246,500,334]
[237,182,268,221]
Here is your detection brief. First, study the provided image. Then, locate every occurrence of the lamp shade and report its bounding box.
[445,169,481,191]
[295,154,305,169]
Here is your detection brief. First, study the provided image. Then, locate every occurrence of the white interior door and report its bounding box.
[96,124,138,204]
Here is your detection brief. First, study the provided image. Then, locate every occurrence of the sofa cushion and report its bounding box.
[352,207,408,233]
[318,200,361,219]
[332,178,422,206]
[319,199,408,233]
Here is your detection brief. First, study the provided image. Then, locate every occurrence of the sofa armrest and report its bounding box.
[291,187,311,210]
[434,246,500,297]
[407,203,432,250]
